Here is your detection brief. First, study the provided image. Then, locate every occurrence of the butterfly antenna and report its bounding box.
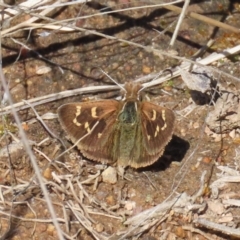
[99,69,126,92]
[140,69,171,92]
[138,84,148,93]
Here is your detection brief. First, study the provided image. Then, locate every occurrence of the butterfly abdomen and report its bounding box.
[113,101,142,166]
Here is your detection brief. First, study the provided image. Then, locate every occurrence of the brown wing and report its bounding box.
[58,100,120,164]
[128,101,175,168]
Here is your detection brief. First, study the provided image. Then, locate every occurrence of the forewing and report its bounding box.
[122,102,175,169]
[141,101,175,155]
[58,100,120,163]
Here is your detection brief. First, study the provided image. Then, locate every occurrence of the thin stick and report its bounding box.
[195,218,240,237]
[170,0,190,46]
[164,4,240,33]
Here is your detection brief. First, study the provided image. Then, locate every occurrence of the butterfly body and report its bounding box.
[58,82,175,168]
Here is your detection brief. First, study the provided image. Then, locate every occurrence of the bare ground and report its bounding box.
[1,0,240,239]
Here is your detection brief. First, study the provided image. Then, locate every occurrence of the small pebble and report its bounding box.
[95,223,104,233]
[102,166,117,184]
[193,121,199,128]
[22,122,29,131]
[124,201,136,211]
[208,200,224,215]
[202,156,211,164]
[47,224,55,236]
[180,128,186,136]
[163,85,172,91]
[36,66,51,75]
[218,213,233,223]
[106,195,115,205]
[142,65,151,74]
[229,129,236,139]
[43,167,52,180]
[175,226,186,238]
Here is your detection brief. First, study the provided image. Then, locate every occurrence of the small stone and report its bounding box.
[193,121,199,128]
[214,133,226,142]
[175,226,186,238]
[22,122,29,131]
[180,128,186,136]
[102,166,117,184]
[106,195,115,205]
[229,129,236,139]
[128,188,136,198]
[202,156,211,164]
[36,66,51,75]
[124,201,136,211]
[142,65,151,74]
[47,224,55,236]
[95,223,104,232]
[218,213,233,223]
[204,125,212,136]
[208,200,225,215]
[43,167,52,180]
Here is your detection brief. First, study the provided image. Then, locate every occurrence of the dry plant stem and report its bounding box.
[66,202,105,240]
[143,172,157,190]
[222,199,240,207]
[212,175,240,185]
[62,205,70,233]
[0,208,65,223]
[121,217,168,239]
[192,39,215,59]
[194,218,240,237]
[170,0,190,46]
[34,147,52,163]
[87,210,122,220]
[67,179,95,223]
[191,171,207,202]
[50,172,121,219]
[163,4,240,33]
[182,226,213,240]
[124,193,181,225]
[80,171,101,184]
[62,229,82,240]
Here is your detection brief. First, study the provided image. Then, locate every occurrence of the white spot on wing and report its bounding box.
[150,109,156,121]
[91,107,98,118]
[73,106,82,126]
[161,110,167,130]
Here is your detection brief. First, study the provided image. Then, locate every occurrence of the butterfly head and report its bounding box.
[122,82,143,101]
